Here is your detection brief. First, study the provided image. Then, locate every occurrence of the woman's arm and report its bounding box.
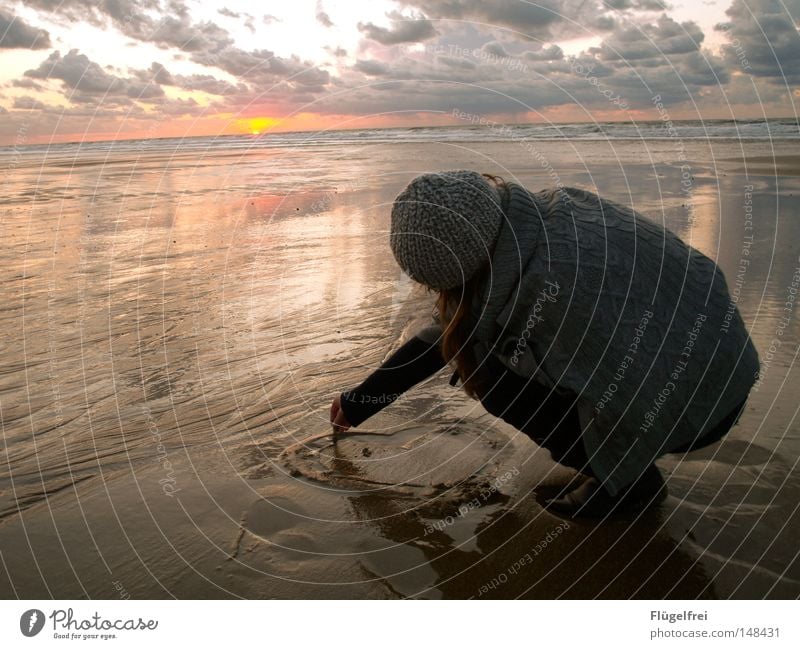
[335,331,446,428]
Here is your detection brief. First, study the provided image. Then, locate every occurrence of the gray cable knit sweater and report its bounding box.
[421,183,760,496]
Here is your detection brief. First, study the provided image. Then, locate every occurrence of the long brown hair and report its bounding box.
[436,173,508,399]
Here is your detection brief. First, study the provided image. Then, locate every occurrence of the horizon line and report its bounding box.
[2,114,798,150]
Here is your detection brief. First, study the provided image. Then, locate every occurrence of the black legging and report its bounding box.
[473,353,589,471]
[473,352,748,473]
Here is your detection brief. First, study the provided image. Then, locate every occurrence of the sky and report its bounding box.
[0,0,798,144]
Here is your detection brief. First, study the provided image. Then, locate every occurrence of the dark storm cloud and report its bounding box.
[0,9,51,49]
[715,0,800,83]
[358,11,438,45]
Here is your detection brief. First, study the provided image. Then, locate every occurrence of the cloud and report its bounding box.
[23,0,233,53]
[593,14,704,61]
[178,74,247,95]
[396,0,632,41]
[397,0,563,38]
[8,0,792,136]
[11,77,45,90]
[633,0,672,9]
[336,7,736,119]
[155,96,201,115]
[316,72,572,116]
[316,2,334,28]
[523,44,564,61]
[25,49,166,102]
[134,62,174,85]
[358,11,438,45]
[26,49,124,93]
[570,15,730,104]
[715,0,800,83]
[0,9,52,49]
[23,0,157,32]
[602,0,672,10]
[482,42,508,58]
[672,50,729,86]
[437,55,477,70]
[218,7,256,33]
[145,15,233,52]
[133,61,249,95]
[353,59,391,76]
[191,46,330,92]
[12,96,47,110]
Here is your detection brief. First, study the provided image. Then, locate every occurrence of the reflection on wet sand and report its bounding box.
[1,138,799,598]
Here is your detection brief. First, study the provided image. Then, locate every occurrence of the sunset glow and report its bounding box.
[240,117,280,136]
[0,0,797,145]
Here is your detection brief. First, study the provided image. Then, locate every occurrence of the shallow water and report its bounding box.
[1,137,799,598]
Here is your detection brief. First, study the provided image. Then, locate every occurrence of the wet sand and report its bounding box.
[1,136,799,598]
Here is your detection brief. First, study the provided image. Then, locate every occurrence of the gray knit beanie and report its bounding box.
[390,170,504,290]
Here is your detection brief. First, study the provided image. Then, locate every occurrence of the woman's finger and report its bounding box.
[332,409,351,433]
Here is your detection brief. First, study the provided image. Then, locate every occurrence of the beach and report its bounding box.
[1,127,799,598]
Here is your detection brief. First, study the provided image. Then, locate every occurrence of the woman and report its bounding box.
[329,170,760,518]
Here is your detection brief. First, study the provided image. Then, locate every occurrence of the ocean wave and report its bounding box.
[1,118,797,159]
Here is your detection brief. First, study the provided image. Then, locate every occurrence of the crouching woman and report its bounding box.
[330,170,759,518]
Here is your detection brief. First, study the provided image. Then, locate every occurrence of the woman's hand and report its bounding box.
[329,394,352,435]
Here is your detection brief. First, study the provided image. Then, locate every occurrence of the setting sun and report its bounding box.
[241,117,280,135]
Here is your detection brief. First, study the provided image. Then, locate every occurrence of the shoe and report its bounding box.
[544,464,667,518]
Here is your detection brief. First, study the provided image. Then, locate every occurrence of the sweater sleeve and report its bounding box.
[339,332,447,427]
